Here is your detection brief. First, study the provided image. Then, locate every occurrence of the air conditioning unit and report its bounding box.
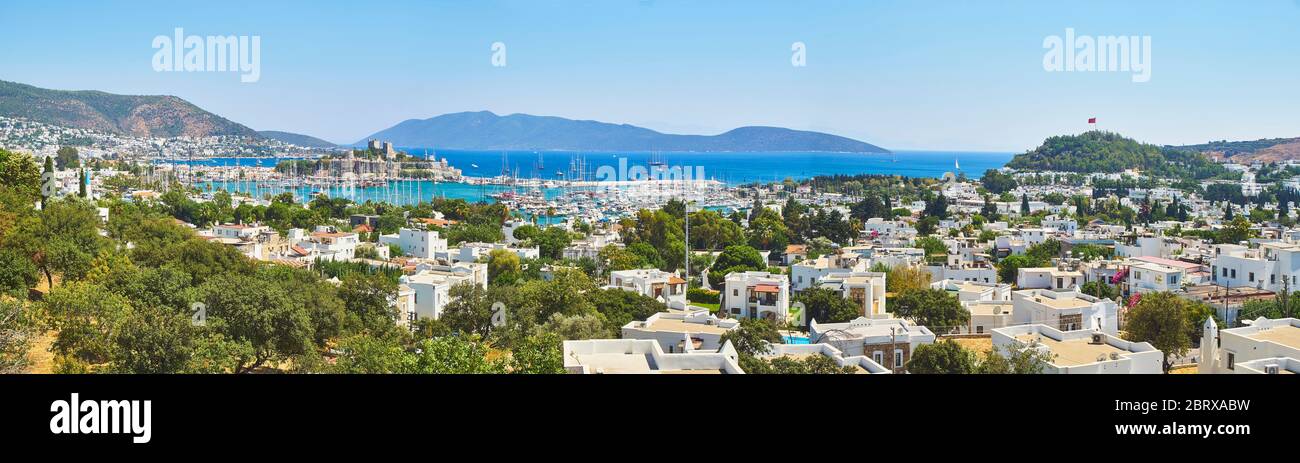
[1264,364,1280,375]
[1090,333,1104,344]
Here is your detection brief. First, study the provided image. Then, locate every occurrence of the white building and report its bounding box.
[790,254,869,291]
[620,310,738,353]
[1210,242,1300,292]
[301,229,359,262]
[380,228,447,259]
[760,343,892,374]
[926,254,997,284]
[1012,289,1118,334]
[1199,317,1300,374]
[399,262,489,320]
[562,339,743,374]
[818,272,888,319]
[608,268,688,305]
[1016,266,1085,291]
[443,242,541,263]
[807,317,936,371]
[720,271,791,323]
[992,324,1163,374]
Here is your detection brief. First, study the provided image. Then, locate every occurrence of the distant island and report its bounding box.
[258,130,338,148]
[356,111,890,153]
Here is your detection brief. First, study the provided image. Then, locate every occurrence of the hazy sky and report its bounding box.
[1,0,1298,151]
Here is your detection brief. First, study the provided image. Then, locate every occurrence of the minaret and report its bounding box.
[1199,317,1219,374]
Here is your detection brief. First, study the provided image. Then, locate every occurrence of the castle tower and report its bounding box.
[1199,316,1219,374]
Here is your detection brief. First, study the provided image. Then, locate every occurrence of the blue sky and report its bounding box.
[1,0,1297,151]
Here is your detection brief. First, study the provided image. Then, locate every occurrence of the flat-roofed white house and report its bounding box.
[963,300,1014,335]
[789,254,869,291]
[302,229,359,262]
[991,324,1163,374]
[442,242,540,263]
[1017,266,1084,291]
[1199,317,1300,374]
[1234,357,1300,374]
[379,228,447,259]
[818,272,887,318]
[932,279,1012,302]
[1210,242,1300,292]
[400,262,488,320]
[807,317,936,372]
[1012,289,1118,334]
[720,271,791,322]
[621,310,738,353]
[562,339,743,374]
[760,343,892,374]
[608,268,687,304]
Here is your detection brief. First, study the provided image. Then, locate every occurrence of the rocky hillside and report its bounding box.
[0,79,260,138]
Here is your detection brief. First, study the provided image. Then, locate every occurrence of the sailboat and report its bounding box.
[955,155,960,171]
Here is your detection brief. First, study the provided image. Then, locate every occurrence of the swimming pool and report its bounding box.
[783,335,810,344]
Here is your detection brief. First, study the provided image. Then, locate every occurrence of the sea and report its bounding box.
[175,149,1013,205]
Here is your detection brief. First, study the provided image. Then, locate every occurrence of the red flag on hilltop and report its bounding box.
[1088,117,1097,124]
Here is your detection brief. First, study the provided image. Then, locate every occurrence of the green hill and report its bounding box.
[1007,131,1225,179]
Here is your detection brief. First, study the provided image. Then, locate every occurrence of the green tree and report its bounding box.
[508,332,565,374]
[975,344,1055,374]
[408,336,506,374]
[198,274,315,374]
[891,289,969,334]
[718,318,782,357]
[338,272,398,335]
[0,300,33,373]
[1081,280,1117,300]
[796,287,860,323]
[55,146,79,170]
[541,312,610,340]
[1124,291,1192,373]
[487,248,522,286]
[907,339,976,374]
[997,254,1042,285]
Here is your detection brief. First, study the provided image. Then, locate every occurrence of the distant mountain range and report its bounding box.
[356,111,889,153]
[1171,138,1300,164]
[0,79,260,138]
[258,130,338,148]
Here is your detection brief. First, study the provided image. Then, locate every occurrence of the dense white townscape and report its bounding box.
[7,122,1300,377]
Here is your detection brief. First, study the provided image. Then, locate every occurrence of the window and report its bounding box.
[894,349,904,368]
[1249,272,1255,282]
[1230,269,1236,279]
[873,351,884,365]
[1223,268,1229,277]
[1227,352,1235,371]
[976,326,984,334]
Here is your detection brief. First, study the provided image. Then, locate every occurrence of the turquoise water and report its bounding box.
[198,179,563,206]
[783,335,811,345]
[169,149,1013,186]
[409,149,1012,184]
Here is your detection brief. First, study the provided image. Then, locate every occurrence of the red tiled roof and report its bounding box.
[753,284,780,293]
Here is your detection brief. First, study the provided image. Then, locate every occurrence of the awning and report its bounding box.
[752,284,780,293]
